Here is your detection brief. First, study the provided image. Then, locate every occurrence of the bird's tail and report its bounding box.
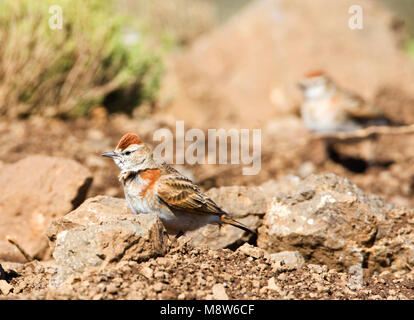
[220,215,257,235]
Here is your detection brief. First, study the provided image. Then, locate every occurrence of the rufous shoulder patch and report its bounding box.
[139,169,161,196]
[330,95,339,103]
[116,133,143,150]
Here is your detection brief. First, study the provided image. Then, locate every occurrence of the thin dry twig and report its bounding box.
[6,236,34,262]
[315,123,414,141]
[272,124,414,153]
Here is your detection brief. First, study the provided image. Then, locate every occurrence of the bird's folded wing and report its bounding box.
[157,174,225,216]
[340,91,381,119]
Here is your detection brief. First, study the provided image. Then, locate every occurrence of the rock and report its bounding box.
[267,277,280,291]
[212,283,229,300]
[51,215,169,286]
[0,155,92,262]
[268,251,305,271]
[47,195,130,251]
[139,266,154,280]
[183,186,267,249]
[258,173,414,273]
[162,0,414,129]
[47,196,169,286]
[259,176,303,198]
[0,280,12,295]
[206,186,268,218]
[237,243,266,259]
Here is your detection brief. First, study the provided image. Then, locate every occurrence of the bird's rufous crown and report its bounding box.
[115,133,143,150]
[304,70,326,78]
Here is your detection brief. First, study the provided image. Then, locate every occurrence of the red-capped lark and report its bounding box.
[298,71,390,133]
[101,133,256,237]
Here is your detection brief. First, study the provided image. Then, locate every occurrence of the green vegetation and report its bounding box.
[120,0,216,48]
[0,0,163,118]
[406,39,414,59]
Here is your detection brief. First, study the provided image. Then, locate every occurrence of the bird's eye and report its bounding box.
[124,150,132,156]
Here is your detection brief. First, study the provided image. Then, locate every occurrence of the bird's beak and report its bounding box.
[101,151,117,158]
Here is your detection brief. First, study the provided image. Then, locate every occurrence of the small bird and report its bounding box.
[101,133,256,237]
[298,71,390,133]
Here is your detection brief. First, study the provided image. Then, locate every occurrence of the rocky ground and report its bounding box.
[2,243,414,300]
[1,171,414,300]
[1,0,414,300]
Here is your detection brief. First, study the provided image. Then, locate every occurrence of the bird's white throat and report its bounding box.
[304,84,329,99]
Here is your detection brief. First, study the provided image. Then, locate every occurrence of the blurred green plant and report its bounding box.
[0,0,163,118]
[406,39,414,59]
[120,0,216,48]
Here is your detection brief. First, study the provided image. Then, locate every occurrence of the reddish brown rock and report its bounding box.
[0,155,92,262]
[258,173,414,273]
[47,196,169,286]
[46,195,130,251]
